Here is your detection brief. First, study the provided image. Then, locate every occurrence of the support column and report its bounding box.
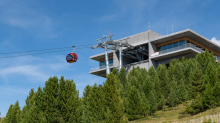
[148,42,157,70]
[105,45,110,75]
[119,42,122,71]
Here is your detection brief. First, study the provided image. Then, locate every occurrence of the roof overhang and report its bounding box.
[90,51,114,61]
[150,29,220,54]
[150,47,200,61]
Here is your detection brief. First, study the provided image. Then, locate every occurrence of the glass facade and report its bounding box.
[162,45,167,53]
[100,59,113,68]
[167,44,173,52]
[155,39,220,61]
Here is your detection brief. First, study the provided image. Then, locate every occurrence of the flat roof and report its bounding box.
[150,29,220,54]
[90,50,114,61]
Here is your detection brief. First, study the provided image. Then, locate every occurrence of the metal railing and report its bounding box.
[158,43,205,55]
[90,63,113,72]
[157,43,220,61]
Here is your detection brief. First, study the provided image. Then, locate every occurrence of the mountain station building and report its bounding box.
[90,29,220,78]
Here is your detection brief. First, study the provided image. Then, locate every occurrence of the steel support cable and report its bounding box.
[0,43,96,55]
[0,46,91,59]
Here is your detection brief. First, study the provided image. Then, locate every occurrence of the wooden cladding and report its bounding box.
[156,36,220,56]
[99,56,113,62]
[186,37,220,56]
[156,37,186,47]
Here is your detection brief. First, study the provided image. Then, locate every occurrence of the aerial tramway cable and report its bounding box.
[0,46,92,59]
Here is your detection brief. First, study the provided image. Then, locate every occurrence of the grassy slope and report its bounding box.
[130,104,220,123]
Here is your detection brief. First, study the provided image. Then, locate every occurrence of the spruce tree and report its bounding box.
[82,85,93,123]
[148,66,156,82]
[177,79,188,102]
[148,90,157,116]
[204,62,219,87]
[188,63,204,99]
[156,64,169,98]
[126,85,142,120]
[43,76,60,122]
[141,93,150,117]
[103,73,125,122]
[203,84,215,110]
[213,81,220,106]
[85,83,105,122]
[167,87,176,107]
[142,75,153,99]
[196,50,216,74]
[3,104,13,123]
[58,76,82,122]
[4,101,22,123]
[185,94,203,115]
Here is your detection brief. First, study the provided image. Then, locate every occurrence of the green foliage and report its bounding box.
[58,76,82,122]
[177,79,188,102]
[126,85,142,120]
[167,87,177,107]
[156,64,169,98]
[213,82,220,106]
[203,84,215,110]
[84,83,105,122]
[3,101,21,123]
[148,90,157,115]
[140,93,150,117]
[204,62,219,87]
[104,73,125,122]
[189,63,204,99]
[185,94,203,115]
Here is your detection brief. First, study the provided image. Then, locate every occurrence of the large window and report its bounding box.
[162,45,167,53]
[109,59,113,64]
[167,44,173,52]
[173,42,178,50]
[179,40,185,49]
[100,59,113,68]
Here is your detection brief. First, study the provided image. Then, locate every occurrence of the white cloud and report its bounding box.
[211,37,220,46]
[0,0,56,38]
[0,65,49,82]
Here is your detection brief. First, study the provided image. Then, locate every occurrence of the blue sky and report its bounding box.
[0,0,220,116]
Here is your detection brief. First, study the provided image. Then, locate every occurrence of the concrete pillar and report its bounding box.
[148,42,157,70]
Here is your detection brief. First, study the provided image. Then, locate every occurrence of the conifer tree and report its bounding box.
[148,90,157,116]
[148,66,156,82]
[204,62,219,87]
[3,101,22,123]
[126,85,142,120]
[3,104,13,123]
[156,64,169,97]
[119,67,128,99]
[213,81,220,106]
[159,95,166,112]
[203,84,215,110]
[167,87,176,107]
[189,63,204,99]
[103,73,125,122]
[85,83,105,122]
[82,85,93,123]
[177,79,188,102]
[58,76,82,122]
[141,93,150,117]
[185,94,203,115]
[196,50,216,74]
[142,75,153,99]
[43,76,60,122]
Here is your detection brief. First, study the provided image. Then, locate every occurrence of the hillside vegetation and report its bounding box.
[2,50,220,123]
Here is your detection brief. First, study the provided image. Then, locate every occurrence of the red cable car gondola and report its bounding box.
[66,46,78,63]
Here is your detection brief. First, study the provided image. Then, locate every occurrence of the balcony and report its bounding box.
[90,63,114,72]
[151,43,220,61]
